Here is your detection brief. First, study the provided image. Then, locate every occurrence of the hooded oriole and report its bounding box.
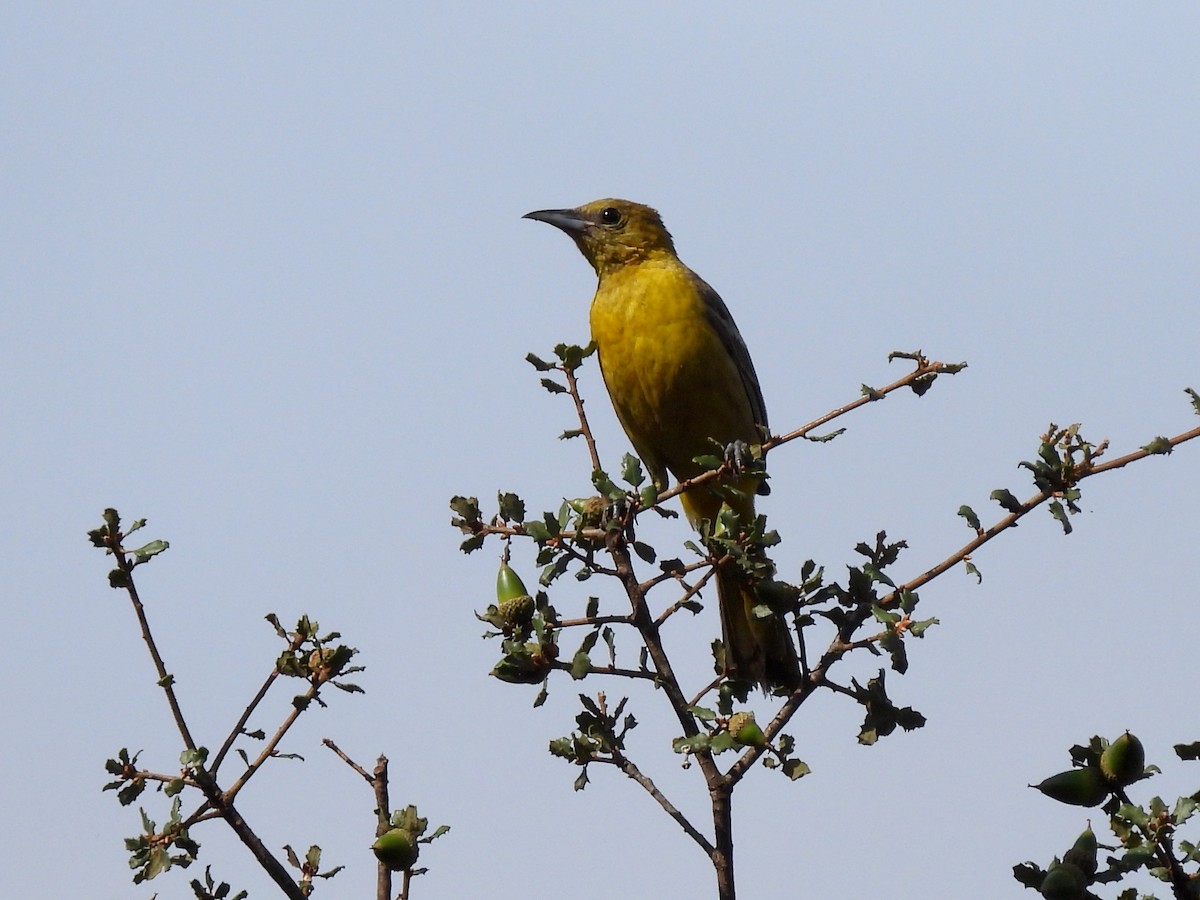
[524,198,800,692]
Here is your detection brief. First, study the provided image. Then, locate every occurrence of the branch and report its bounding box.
[110,543,197,753]
[222,682,320,805]
[562,359,603,472]
[654,354,961,507]
[323,741,393,900]
[594,752,715,856]
[210,668,281,775]
[884,421,1200,605]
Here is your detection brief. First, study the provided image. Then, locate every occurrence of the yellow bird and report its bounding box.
[524,198,800,692]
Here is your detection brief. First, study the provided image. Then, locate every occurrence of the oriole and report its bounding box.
[524,198,801,692]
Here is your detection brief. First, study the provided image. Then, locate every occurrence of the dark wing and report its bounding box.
[692,273,769,432]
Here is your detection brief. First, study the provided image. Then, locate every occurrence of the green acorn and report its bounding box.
[1100,731,1145,786]
[728,712,767,747]
[498,593,535,629]
[1062,824,1098,878]
[496,560,530,602]
[568,496,607,528]
[1039,860,1086,900]
[490,640,553,684]
[372,828,419,871]
[1032,768,1109,807]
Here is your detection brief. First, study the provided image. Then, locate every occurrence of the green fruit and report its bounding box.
[1100,731,1145,786]
[1040,861,1086,900]
[490,640,552,684]
[728,712,767,747]
[1062,824,1098,877]
[496,561,530,603]
[498,593,535,628]
[372,828,418,871]
[1033,768,1109,807]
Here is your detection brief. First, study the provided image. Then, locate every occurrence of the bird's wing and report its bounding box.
[693,275,769,432]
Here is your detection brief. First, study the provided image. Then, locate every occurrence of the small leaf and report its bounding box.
[131,540,169,565]
[497,492,526,523]
[957,505,980,531]
[540,378,567,394]
[782,759,810,780]
[1140,436,1172,455]
[805,428,845,443]
[632,541,656,563]
[1048,500,1073,534]
[526,352,554,371]
[861,384,884,400]
[990,489,1022,513]
[1174,741,1200,761]
[459,534,485,554]
[620,454,645,487]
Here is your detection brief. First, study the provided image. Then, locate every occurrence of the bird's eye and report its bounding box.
[599,206,622,226]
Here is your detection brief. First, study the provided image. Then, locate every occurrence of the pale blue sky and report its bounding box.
[3,4,1198,898]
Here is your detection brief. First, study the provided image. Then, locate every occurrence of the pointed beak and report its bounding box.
[523,207,589,234]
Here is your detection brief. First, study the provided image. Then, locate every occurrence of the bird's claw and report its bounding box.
[723,439,752,472]
[723,439,770,495]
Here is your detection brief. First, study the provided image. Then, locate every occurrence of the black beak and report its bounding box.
[523,207,589,234]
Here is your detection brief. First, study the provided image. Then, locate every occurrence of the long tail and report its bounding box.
[716,564,801,693]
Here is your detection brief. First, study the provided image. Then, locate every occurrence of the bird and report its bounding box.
[523,198,801,692]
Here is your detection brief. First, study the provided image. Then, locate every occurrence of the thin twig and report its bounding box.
[112,545,197,752]
[211,668,281,775]
[222,683,320,804]
[562,362,603,472]
[883,422,1200,605]
[594,753,715,855]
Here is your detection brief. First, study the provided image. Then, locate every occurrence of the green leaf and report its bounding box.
[957,505,980,531]
[1048,499,1073,534]
[672,733,711,754]
[908,617,939,638]
[449,495,482,521]
[1173,795,1198,825]
[523,520,551,543]
[1174,741,1200,760]
[782,759,810,780]
[963,560,981,583]
[497,492,526,523]
[459,534,485,553]
[130,540,169,565]
[559,428,583,440]
[591,469,623,500]
[1186,387,1200,415]
[632,541,656,563]
[805,428,845,443]
[540,377,567,394]
[569,650,590,680]
[639,485,660,507]
[620,453,645,487]
[1140,435,1172,455]
[990,489,1022,513]
[601,626,616,666]
[554,341,596,369]
[525,352,554,371]
[573,768,589,791]
[861,384,884,400]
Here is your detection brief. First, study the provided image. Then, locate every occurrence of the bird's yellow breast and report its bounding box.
[589,257,758,495]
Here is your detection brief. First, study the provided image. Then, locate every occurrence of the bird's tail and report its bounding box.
[716,563,801,693]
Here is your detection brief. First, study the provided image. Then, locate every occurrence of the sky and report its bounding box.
[3,4,1198,898]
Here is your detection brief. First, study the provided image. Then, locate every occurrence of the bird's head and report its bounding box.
[523,199,676,276]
